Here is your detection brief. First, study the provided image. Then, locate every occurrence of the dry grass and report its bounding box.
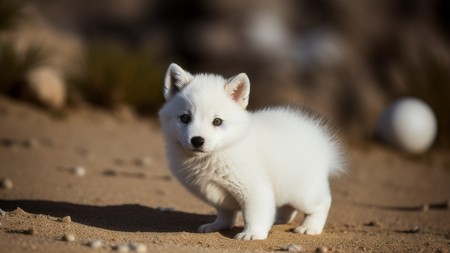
[69,42,166,114]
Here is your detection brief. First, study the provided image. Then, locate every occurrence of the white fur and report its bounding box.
[159,63,344,240]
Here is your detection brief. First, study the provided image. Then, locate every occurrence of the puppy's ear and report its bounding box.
[164,63,193,100]
[225,73,250,109]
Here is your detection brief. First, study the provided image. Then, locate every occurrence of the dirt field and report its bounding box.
[0,96,449,253]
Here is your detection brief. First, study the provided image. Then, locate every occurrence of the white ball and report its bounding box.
[377,98,437,153]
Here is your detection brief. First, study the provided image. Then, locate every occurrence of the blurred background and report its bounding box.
[0,0,449,149]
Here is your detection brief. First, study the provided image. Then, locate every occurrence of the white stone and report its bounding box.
[0,178,13,189]
[134,156,153,167]
[129,242,147,253]
[114,244,130,252]
[63,233,75,242]
[377,97,437,153]
[72,166,86,177]
[282,243,303,252]
[26,66,66,109]
[86,240,103,249]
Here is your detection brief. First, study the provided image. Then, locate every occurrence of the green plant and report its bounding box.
[70,42,166,114]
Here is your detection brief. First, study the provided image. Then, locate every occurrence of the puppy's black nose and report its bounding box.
[191,136,205,148]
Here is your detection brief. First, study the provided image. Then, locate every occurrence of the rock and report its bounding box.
[71,166,86,177]
[129,242,147,253]
[12,207,26,216]
[103,169,118,176]
[26,227,36,235]
[1,138,16,148]
[25,66,66,110]
[410,226,421,233]
[376,98,437,154]
[134,156,153,168]
[0,178,13,189]
[281,243,303,252]
[63,233,75,242]
[364,221,382,227]
[61,216,72,223]
[113,243,130,252]
[23,139,39,148]
[86,240,103,249]
[316,246,328,253]
[9,3,85,78]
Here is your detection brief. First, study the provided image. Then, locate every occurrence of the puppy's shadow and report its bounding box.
[0,199,215,233]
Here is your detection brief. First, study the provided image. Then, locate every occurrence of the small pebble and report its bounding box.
[0,208,6,216]
[12,207,26,215]
[316,246,328,253]
[129,242,148,253]
[364,221,381,227]
[62,216,72,223]
[23,139,39,148]
[398,226,421,234]
[87,240,103,249]
[72,166,86,177]
[159,175,172,181]
[410,226,421,233]
[281,243,303,252]
[114,243,130,252]
[103,169,118,176]
[343,223,355,228]
[0,178,13,189]
[134,157,153,167]
[63,233,75,242]
[0,138,15,148]
[26,227,36,235]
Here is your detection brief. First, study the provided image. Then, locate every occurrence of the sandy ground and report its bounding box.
[0,96,449,253]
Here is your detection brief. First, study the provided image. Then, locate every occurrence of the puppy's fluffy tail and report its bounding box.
[299,106,346,177]
[328,139,347,177]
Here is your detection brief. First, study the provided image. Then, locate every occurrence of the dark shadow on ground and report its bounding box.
[354,200,449,212]
[0,199,215,233]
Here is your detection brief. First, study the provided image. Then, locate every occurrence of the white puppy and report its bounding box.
[159,63,344,240]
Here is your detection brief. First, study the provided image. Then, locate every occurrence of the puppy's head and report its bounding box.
[159,63,250,156]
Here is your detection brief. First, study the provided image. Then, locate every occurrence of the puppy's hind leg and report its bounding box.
[275,205,298,224]
[198,208,236,233]
[294,194,331,235]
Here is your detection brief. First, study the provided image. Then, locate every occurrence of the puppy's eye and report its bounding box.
[179,114,191,124]
[212,118,223,126]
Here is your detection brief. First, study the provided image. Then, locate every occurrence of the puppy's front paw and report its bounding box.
[294,225,322,235]
[234,231,268,240]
